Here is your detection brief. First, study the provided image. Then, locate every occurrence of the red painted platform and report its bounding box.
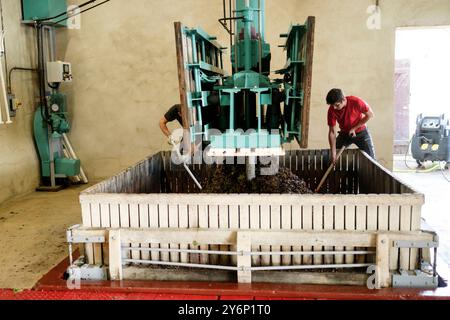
[1,253,449,300]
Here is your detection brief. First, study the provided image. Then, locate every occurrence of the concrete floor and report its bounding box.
[393,155,450,269]
[0,183,93,290]
[0,157,449,290]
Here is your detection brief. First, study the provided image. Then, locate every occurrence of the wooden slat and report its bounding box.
[302,205,313,265]
[270,205,282,266]
[100,203,111,265]
[90,203,102,265]
[291,205,302,265]
[355,204,367,263]
[108,229,123,281]
[410,205,421,270]
[198,204,209,264]
[237,232,252,283]
[334,205,345,264]
[129,203,140,261]
[159,204,170,262]
[399,205,411,270]
[250,204,261,266]
[323,205,334,264]
[218,204,230,265]
[260,204,271,266]
[345,205,356,264]
[149,204,160,261]
[312,204,323,265]
[389,205,401,270]
[178,204,189,263]
[208,205,219,265]
[281,204,292,266]
[81,202,94,265]
[168,204,180,263]
[229,205,239,266]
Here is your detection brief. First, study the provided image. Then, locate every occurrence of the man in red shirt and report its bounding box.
[327,88,376,165]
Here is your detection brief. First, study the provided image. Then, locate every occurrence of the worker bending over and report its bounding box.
[159,104,182,145]
[326,88,376,165]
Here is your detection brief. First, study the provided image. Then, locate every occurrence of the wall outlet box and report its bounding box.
[47,61,72,83]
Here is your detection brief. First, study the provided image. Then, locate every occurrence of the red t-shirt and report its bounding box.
[327,96,370,134]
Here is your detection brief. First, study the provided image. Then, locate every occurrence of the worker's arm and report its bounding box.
[349,106,374,137]
[328,125,337,165]
[159,117,171,138]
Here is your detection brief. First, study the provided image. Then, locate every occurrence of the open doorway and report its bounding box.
[394,26,450,159]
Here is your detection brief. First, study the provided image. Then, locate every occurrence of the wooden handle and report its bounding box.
[314,147,346,193]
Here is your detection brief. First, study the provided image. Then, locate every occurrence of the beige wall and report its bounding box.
[0,0,40,204]
[54,0,449,180]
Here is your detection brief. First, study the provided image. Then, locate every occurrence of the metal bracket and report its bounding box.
[67,258,108,281]
[394,240,439,248]
[67,235,105,243]
[392,270,438,289]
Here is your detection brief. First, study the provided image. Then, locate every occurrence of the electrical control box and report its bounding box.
[22,0,68,26]
[47,61,72,83]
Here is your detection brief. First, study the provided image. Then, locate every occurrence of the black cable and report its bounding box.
[52,0,111,25]
[7,67,37,94]
[35,0,97,23]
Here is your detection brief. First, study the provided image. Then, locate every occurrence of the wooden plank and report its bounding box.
[208,205,219,265]
[345,205,356,264]
[312,204,323,265]
[110,203,120,228]
[260,204,271,266]
[149,204,160,262]
[80,202,94,265]
[323,205,334,264]
[178,204,189,263]
[355,204,367,264]
[389,205,401,270]
[237,232,252,283]
[168,204,180,263]
[197,204,209,264]
[334,205,345,264]
[399,205,411,270]
[281,204,292,266]
[159,204,170,262]
[302,205,313,265]
[271,205,282,266]
[129,203,140,262]
[229,205,239,266]
[119,203,131,261]
[108,229,123,281]
[218,204,230,265]
[366,204,378,264]
[291,205,302,265]
[100,203,111,266]
[410,205,421,270]
[298,16,315,149]
[250,204,261,266]
[138,204,150,261]
[376,233,390,288]
[90,203,102,265]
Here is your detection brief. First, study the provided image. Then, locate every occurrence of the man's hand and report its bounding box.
[331,151,337,167]
[168,134,182,146]
[349,128,356,137]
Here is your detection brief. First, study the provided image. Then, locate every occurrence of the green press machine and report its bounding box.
[175,0,315,179]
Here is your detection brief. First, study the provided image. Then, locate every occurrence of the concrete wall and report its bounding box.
[56,0,450,180]
[0,0,40,204]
